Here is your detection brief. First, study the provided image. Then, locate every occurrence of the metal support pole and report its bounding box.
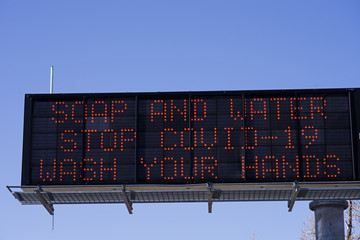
[35,187,54,215]
[288,181,300,212]
[50,66,54,94]
[207,183,213,213]
[122,185,133,214]
[310,200,348,240]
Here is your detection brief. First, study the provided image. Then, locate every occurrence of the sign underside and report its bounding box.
[8,182,360,205]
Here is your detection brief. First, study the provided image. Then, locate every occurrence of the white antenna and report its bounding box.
[50,66,54,94]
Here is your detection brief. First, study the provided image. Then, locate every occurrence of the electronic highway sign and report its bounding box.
[21,89,360,186]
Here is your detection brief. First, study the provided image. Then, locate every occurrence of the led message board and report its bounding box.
[21,89,360,186]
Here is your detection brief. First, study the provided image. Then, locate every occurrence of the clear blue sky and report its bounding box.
[1,1,360,239]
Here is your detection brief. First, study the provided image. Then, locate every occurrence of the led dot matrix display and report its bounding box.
[22,89,360,185]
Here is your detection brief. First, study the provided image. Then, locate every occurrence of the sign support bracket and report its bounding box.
[207,183,213,213]
[288,181,300,212]
[35,186,54,215]
[122,185,133,214]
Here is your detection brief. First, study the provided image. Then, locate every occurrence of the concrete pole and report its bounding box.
[309,200,348,240]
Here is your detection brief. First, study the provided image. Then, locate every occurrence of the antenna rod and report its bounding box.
[50,66,54,94]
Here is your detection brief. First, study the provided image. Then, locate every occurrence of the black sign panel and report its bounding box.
[21,89,360,185]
